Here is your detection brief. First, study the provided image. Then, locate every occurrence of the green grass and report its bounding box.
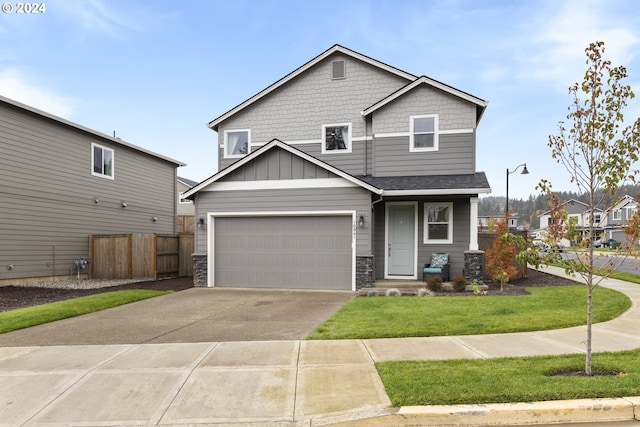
[307,286,630,340]
[0,290,171,334]
[595,268,640,285]
[377,350,640,406]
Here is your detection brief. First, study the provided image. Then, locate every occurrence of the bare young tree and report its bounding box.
[538,41,640,375]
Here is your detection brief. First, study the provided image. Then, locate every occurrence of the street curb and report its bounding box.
[322,397,640,426]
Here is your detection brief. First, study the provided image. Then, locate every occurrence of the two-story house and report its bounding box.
[184,45,491,290]
[0,95,185,284]
[600,195,638,242]
[537,199,603,246]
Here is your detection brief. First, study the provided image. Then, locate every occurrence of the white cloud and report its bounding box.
[521,0,640,88]
[0,68,76,117]
[56,0,141,39]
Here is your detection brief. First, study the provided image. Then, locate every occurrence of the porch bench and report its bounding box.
[423,253,450,282]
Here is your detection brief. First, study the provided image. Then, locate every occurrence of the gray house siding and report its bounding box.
[373,197,471,280]
[217,52,408,170]
[0,100,179,283]
[372,133,475,176]
[372,85,477,134]
[194,186,372,256]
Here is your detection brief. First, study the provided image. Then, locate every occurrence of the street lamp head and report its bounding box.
[521,164,529,175]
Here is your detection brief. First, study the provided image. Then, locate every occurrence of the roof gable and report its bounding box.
[207,44,417,131]
[362,75,488,124]
[183,139,381,198]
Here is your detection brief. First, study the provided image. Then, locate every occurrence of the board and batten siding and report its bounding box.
[194,186,372,256]
[372,133,475,176]
[373,197,471,279]
[0,101,178,282]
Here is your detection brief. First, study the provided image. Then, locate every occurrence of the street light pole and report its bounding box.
[506,163,529,216]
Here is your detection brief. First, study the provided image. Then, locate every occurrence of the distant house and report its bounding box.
[177,176,198,216]
[537,198,604,245]
[184,44,491,290]
[0,95,185,284]
[600,195,638,242]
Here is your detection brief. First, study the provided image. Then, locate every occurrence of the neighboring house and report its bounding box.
[184,45,491,290]
[177,176,198,216]
[601,195,638,242]
[0,95,185,284]
[537,199,603,245]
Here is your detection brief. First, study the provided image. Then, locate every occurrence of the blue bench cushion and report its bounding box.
[423,267,442,274]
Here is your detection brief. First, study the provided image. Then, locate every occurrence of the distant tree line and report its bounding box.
[479,185,640,229]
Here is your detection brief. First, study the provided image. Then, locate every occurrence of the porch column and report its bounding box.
[469,196,479,250]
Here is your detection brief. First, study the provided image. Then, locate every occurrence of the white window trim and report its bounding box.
[424,202,453,244]
[91,143,114,180]
[613,210,622,221]
[410,114,439,152]
[321,123,352,154]
[223,129,251,159]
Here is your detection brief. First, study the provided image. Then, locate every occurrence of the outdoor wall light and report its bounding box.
[358,214,365,228]
[94,197,99,204]
[197,217,205,227]
[152,216,158,222]
[121,201,127,208]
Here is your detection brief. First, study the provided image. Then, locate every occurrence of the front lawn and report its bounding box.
[307,286,630,340]
[0,290,171,334]
[377,350,640,406]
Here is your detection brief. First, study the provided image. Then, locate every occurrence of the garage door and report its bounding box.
[213,215,353,290]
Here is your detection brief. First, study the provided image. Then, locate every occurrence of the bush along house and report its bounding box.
[184,45,491,290]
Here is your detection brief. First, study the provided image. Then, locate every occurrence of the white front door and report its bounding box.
[387,203,416,277]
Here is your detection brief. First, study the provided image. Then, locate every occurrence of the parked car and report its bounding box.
[601,238,621,249]
[593,239,603,248]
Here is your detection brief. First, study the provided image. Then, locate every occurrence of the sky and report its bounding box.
[1,0,639,200]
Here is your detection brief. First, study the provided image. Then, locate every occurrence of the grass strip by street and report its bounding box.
[307,286,630,340]
[0,290,171,334]
[377,349,640,406]
[595,268,640,285]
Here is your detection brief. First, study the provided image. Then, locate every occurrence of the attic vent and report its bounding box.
[332,60,346,80]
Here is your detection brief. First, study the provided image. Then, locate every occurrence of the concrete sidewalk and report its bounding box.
[1,266,640,426]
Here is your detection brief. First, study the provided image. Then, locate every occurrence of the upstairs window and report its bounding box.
[92,143,114,179]
[424,202,453,244]
[613,210,621,221]
[322,123,351,154]
[410,115,438,152]
[224,129,250,158]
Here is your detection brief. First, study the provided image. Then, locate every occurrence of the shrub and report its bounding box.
[417,288,431,297]
[452,275,468,292]
[426,276,443,292]
[367,290,379,297]
[385,288,402,296]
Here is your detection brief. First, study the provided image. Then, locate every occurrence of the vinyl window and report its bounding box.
[91,143,114,179]
[322,123,352,154]
[410,115,438,152]
[224,129,250,158]
[424,202,453,243]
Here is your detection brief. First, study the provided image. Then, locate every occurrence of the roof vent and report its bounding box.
[332,60,345,80]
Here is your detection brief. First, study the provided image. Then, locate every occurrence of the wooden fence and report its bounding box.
[478,230,528,280]
[89,233,193,280]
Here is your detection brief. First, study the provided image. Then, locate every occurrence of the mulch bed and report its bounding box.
[0,277,194,312]
[0,269,582,312]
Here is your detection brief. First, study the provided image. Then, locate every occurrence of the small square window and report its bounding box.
[224,129,250,158]
[91,143,114,179]
[322,123,351,154]
[410,115,438,152]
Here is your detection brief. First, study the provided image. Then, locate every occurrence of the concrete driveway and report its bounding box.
[0,288,355,347]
